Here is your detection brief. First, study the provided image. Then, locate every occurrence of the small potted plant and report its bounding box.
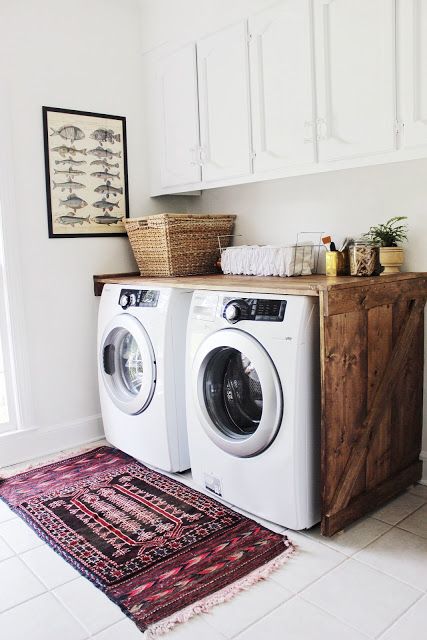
[364,216,408,275]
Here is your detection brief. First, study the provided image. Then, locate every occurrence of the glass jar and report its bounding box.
[349,241,379,277]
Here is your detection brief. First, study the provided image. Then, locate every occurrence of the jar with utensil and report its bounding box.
[348,241,379,277]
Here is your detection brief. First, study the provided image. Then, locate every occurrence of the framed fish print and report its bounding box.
[42,106,129,238]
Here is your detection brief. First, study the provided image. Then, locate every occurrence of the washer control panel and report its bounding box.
[222,297,286,324]
[119,289,159,309]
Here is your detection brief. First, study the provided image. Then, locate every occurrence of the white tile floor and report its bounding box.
[0,447,426,639]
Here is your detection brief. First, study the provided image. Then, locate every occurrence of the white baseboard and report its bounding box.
[420,450,427,486]
[0,414,104,468]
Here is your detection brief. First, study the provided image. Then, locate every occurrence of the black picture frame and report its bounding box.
[42,106,129,238]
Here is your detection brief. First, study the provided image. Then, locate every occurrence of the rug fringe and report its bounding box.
[0,441,107,479]
[145,540,297,639]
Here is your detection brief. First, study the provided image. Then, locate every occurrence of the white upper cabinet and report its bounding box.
[155,43,201,189]
[197,22,252,183]
[249,1,316,173]
[146,2,427,195]
[313,0,396,162]
[398,0,427,149]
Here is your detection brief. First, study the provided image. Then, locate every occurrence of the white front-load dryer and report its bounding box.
[186,290,320,529]
[98,283,192,471]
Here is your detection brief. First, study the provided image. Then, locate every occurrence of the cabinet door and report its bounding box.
[197,22,252,183]
[314,0,396,162]
[249,0,316,173]
[398,0,427,149]
[155,43,201,189]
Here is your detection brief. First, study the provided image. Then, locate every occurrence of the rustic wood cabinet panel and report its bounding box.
[94,272,427,536]
[320,280,427,535]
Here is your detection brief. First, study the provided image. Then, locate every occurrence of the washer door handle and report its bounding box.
[103,344,115,376]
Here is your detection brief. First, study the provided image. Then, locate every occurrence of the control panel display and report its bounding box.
[118,289,159,309]
[222,297,286,323]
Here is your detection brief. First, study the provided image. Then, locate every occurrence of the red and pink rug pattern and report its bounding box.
[0,447,295,636]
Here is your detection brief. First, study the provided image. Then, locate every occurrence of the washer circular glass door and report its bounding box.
[100,314,156,415]
[192,329,283,457]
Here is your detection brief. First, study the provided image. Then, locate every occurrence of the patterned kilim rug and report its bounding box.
[0,446,295,637]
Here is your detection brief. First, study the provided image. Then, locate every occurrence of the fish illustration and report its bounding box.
[88,146,121,159]
[92,198,120,212]
[59,194,88,210]
[55,158,87,166]
[90,170,120,181]
[89,160,119,169]
[50,125,85,143]
[54,168,86,176]
[51,145,87,158]
[91,212,123,225]
[53,179,86,192]
[90,128,121,144]
[94,183,123,198]
[55,213,90,226]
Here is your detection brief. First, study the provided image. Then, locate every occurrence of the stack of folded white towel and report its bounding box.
[220,244,313,277]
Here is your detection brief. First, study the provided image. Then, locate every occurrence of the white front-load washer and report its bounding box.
[98,283,192,472]
[186,290,320,529]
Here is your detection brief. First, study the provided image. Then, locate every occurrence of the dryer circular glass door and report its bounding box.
[100,314,156,415]
[192,329,283,457]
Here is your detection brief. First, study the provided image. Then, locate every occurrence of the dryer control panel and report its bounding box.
[118,289,159,309]
[222,298,286,324]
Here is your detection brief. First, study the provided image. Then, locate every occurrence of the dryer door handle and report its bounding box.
[103,344,115,376]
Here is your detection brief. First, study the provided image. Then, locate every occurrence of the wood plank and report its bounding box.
[93,273,139,296]
[319,291,327,530]
[391,298,425,474]
[323,460,422,536]
[323,272,427,291]
[366,305,392,489]
[93,272,427,297]
[321,310,368,513]
[327,298,425,516]
[325,278,427,316]
[94,273,323,296]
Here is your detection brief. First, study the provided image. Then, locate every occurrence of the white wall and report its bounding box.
[0,0,187,465]
[140,0,427,481]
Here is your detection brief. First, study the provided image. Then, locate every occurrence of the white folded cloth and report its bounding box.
[221,244,313,277]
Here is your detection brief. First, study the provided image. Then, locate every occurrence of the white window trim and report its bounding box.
[0,87,34,433]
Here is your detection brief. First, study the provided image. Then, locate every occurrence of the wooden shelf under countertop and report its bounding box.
[93,270,427,536]
[93,271,426,295]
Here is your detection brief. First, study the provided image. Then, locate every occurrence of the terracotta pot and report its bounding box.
[379,247,404,275]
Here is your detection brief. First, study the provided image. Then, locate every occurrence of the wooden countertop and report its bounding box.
[93,271,427,297]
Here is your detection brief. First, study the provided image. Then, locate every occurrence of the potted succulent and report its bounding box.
[364,216,408,275]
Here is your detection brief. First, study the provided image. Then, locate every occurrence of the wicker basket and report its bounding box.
[124,213,236,277]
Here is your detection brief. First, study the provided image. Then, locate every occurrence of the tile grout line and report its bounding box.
[226,593,298,640]
[278,524,426,639]
[374,590,426,639]
[271,549,349,594]
[50,589,95,638]
[299,582,423,640]
[371,497,427,529]
[354,547,427,593]
[230,594,373,640]
[224,544,375,640]
[394,500,427,535]
[203,535,349,638]
[296,518,393,557]
[296,594,374,639]
[295,540,426,640]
